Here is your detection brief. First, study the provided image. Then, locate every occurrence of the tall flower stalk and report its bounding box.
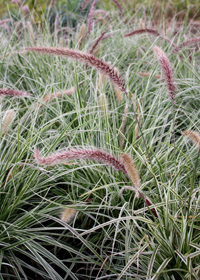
[35,147,127,173]
[153,46,176,150]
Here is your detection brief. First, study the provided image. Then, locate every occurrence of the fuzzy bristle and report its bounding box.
[153,46,176,101]
[120,153,140,197]
[60,208,77,223]
[1,109,16,136]
[182,130,200,148]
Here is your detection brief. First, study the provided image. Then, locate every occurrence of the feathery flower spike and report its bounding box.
[77,23,86,45]
[120,153,140,198]
[175,36,200,52]
[153,45,176,101]
[60,207,77,223]
[0,19,12,26]
[81,0,91,11]
[137,72,161,79]
[87,0,98,35]
[182,130,200,148]
[0,89,30,97]
[124,29,177,50]
[22,5,29,16]
[1,109,16,136]
[94,10,111,21]
[36,87,75,108]
[89,27,110,55]
[124,28,160,38]
[35,147,127,173]
[110,0,124,16]
[25,47,126,92]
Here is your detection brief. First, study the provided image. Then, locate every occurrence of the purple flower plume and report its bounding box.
[124,28,160,38]
[0,89,31,97]
[174,36,200,53]
[0,19,12,26]
[25,47,126,92]
[94,10,111,21]
[153,46,176,101]
[35,147,127,173]
[81,0,91,11]
[124,29,177,50]
[110,0,124,16]
[87,0,98,35]
[89,27,110,55]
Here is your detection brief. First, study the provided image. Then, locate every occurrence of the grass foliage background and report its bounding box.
[0,0,200,279]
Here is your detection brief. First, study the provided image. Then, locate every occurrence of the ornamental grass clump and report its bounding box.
[1,3,200,279]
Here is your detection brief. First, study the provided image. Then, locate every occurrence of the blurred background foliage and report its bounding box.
[0,0,200,21]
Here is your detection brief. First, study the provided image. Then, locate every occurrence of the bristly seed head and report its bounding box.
[153,45,176,101]
[120,153,140,197]
[35,147,127,174]
[182,130,200,149]
[0,88,31,97]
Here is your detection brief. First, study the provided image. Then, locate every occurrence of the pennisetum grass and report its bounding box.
[36,87,75,108]
[1,3,200,279]
[25,47,126,92]
[174,36,200,52]
[120,153,140,198]
[110,0,124,17]
[153,45,176,150]
[89,27,111,55]
[77,23,87,45]
[137,72,161,79]
[182,130,200,148]
[124,28,160,37]
[94,9,111,22]
[60,207,77,223]
[24,47,151,164]
[35,147,127,173]
[124,28,177,50]
[87,0,98,36]
[0,88,31,97]
[1,109,16,136]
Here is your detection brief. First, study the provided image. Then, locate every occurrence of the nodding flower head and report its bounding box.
[153,45,176,101]
[34,147,127,174]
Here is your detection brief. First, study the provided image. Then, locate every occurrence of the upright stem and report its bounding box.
[172,100,175,153]
[192,148,200,190]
